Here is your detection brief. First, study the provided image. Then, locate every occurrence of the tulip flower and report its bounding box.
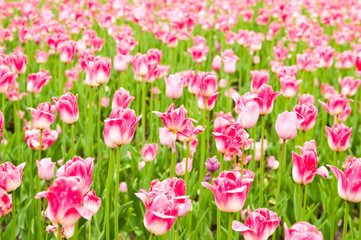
[255,85,280,115]
[35,177,92,226]
[27,70,52,94]
[158,127,175,152]
[0,111,3,139]
[52,92,79,124]
[250,70,269,93]
[211,55,222,71]
[320,83,338,100]
[136,178,191,235]
[202,169,254,212]
[175,158,193,176]
[318,94,350,117]
[164,73,183,99]
[35,50,50,64]
[28,102,56,129]
[112,87,135,109]
[25,129,59,150]
[153,104,193,134]
[46,225,75,239]
[120,182,128,193]
[59,41,77,63]
[284,222,323,240]
[36,158,55,180]
[56,156,94,195]
[293,104,318,131]
[275,111,298,140]
[197,92,219,110]
[196,71,218,97]
[338,76,361,97]
[232,93,260,129]
[130,53,149,77]
[298,93,315,105]
[0,187,12,217]
[104,107,142,146]
[205,156,220,173]
[280,75,302,98]
[221,49,239,74]
[0,65,15,93]
[141,143,159,162]
[10,51,27,74]
[114,53,129,72]
[83,190,101,216]
[232,208,281,240]
[325,124,352,152]
[292,141,328,185]
[0,162,26,192]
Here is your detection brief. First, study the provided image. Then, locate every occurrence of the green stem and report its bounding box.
[303,184,308,219]
[359,202,361,240]
[241,145,245,177]
[88,87,94,157]
[88,219,92,240]
[12,189,15,240]
[227,74,232,111]
[330,151,338,239]
[141,78,146,144]
[343,201,349,240]
[74,222,78,240]
[297,184,303,221]
[275,140,286,212]
[217,208,221,240]
[114,146,121,238]
[185,142,190,193]
[220,153,224,172]
[57,224,62,240]
[170,150,176,178]
[200,97,208,181]
[259,115,265,207]
[97,85,103,164]
[71,123,75,156]
[105,149,114,240]
[38,129,43,238]
[149,233,154,240]
[227,212,234,240]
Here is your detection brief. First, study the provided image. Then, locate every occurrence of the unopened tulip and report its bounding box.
[52,92,79,124]
[256,85,281,115]
[36,158,55,180]
[292,141,328,185]
[328,157,361,202]
[319,93,350,116]
[325,124,352,152]
[10,51,27,74]
[267,156,279,169]
[0,188,12,217]
[233,93,260,129]
[114,54,129,72]
[165,73,183,99]
[141,143,159,162]
[104,107,142,146]
[338,76,361,97]
[35,50,50,64]
[93,57,111,85]
[202,169,254,212]
[35,177,92,226]
[221,49,239,74]
[112,87,135,109]
[275,111,298,140]
[120,182,127,193]
[298,93,315,105]
[280,76,302,98]
[59,41,77,63]
[196,71,218,97]
[232,208,281,240]
[0,162,26,192]
[205,156,220,172]
[211,55,222,71]
[56,156,94,195]
[131,53,148,77]
[28,102,56,129]
[284,222,323,240]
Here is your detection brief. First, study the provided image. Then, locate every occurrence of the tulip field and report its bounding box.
[2,0,361,239]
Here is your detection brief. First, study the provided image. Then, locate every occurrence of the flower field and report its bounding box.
[0,0,361,239]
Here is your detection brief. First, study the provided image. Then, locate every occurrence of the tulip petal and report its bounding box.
[232,220,254,232]
[315,166,328,178]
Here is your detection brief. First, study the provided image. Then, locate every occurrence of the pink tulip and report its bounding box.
[175,158,193,176]
[202,169,254,212]
[0,111,3,139]
[318,94,350,116]
[136,178,191,235]
[25,129,58,150]
[338,76,361,97]
[101,97,109,108]
[177,121,204,142]
[293,104,318,131]
[113,54,129,72]
[120,182,128,193]
[104,107,142,146]
[104,119,118,149]
[196,71,218,97]
[59,41,77,64]
[164,73,184,99]
[10,51,27,74]
[83,190,101,216]
[0,188,12,217]
[280,76,302,98]
[338,102,352,123]
[328,157,361,202]
[36,158,55,180]
[250,70,269,93]
[112,87,135,109]
[52,92,79,124]
[232,208,281,240]
[267,156,279,169]
[93,57,111,85]
[221,49,239,74]
[35,50,50,64]
[0,162,26,192]
[159,127,175,147]
[213,117,251,156]
[275,111,298,140]
[0,65,15,93]
[298,93,315,105]
[153,104,193,134]
[6,82,28,102]
[325,124,352,152]
[35,177,92,226]
[211,55,222,71]
[284,222,323,240]
[255,85,281,115]
[28,102,56,129]
[130,53,149,77]
[232,93,260,129]
[197,92,219,111]
[27,70,52,94]
[292,140,328,185]
[320,83,338,100]
[315,46,334,68]
[46,224,74,239]
[141,143,159,162]
[56,156,94,195]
